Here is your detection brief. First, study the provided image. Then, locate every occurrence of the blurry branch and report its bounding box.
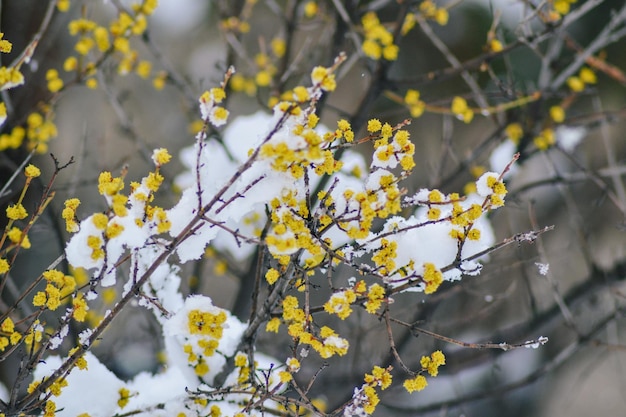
[391,317,548,351]
[383,303,623,414]
[510,163,626,198]
[528,204,576,329]
[551,2,626,89]
[141,31,198,104]
[2,0,56,114]
[380,244,626,413]
[415,13,488,110]
[594,96,626,213]
[95,68,175,196]
[392,0,605,89]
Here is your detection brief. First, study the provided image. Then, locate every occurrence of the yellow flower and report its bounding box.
[451,96,473,123]
[73,296,88,322]
[278,371,292,383]
[1,317,14,333]
[505,123,523,144]
[367,118,382,133]
[24,164,41,178]
[550,105,565,123]
[92,213,108,229]
[187,309,227,338]
[566,76,584,92]
[94,27,110,51]
[579,67,597,84]
[64,56,78,72]
[145,171,164,192]
[427,207,440,220]
[6,203,27,220]
[423,262,443,294]
[0,33,12,53]
[271,37,286,58]
[403,375,427,393]
[362,39,381,60]
[451,96,467,114]
[304,1,317,17]
[311,66,336,91]
[265,268,280,285]
[136,60,151,79]
[86,78,98,89]
[118,387,131,408]
[434,8,449,25]
[151,148,171,166]
[255,70,271,87]
[266,317,281,333]
[153,71,167,90]
[489,38,503,52]
[0,259,9,274]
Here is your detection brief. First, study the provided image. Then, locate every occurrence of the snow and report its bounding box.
[33,352,125,417]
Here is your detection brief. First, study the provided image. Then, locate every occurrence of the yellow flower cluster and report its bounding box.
[420,0,449,25]
[62,198,81,233]
[73,150,171,267]
[372,238,397,276]
[505,122,524,144]
[199,87,229,127]
[5,204,27,221]
[421,350,446,376]
[324,289,358,320]
[64,1,158,87]
[118,387,131,409]
[403,0,449,34]
[282,296,349,358]
[0,126,25,151]
[422,262,443,294]
[552,0,577,18]
[187,309,227,338]
[0,317,22,351]
[0,32,11,53]
[355,366,392,414]
[6,227,31,249]
[26,111,58,153]
[220,16,251,34]
[0,259,8,274]
[403,350,445,393]
[0,32,25,93]
[310,66,337,92]
[405,89,426,118]
[43,400,56,417]
[24,319,43,350]
[325,119,355,143]
[46,69,64,93]
[185,307,227,377]
[361,12,399,61]
[550,105,565,123]
[451,96,474,123]
[484,174,508,208]
[72,295,88,322]
[98,171,126,208]
[254,52,276,88]
[566,66,596,92]
[32,270,76,311]
[0,65,24,91]
[533,127,556,151]
[374,126,416,172]
[265,268,280,285]
[229,73,257,97]
[234,352,250,384]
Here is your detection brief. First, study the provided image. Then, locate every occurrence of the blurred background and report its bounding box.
[2,0,626,416]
